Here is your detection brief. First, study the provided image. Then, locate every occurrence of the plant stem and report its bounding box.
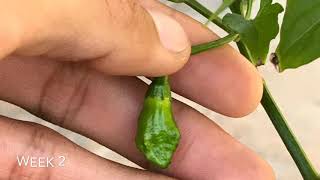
[168,0,232,32]
[245,0,253,19]
[185,0,228,31]
[205,0,237,25]
[191,34,239,55]
[261,82,319,180]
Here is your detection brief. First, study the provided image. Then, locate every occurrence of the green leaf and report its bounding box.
[223,0,283,65]
[276,0,320,72]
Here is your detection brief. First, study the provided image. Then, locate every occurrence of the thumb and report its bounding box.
[0,1,190,77]
[90,5,191,76]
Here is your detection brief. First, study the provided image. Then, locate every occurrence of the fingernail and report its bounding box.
[148,10,189,53]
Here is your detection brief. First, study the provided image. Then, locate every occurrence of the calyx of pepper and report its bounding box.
[135,76,180,168]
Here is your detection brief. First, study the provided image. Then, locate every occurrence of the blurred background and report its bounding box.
[0,0,319,179]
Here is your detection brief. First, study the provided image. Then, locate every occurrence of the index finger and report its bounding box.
[141,0,263,118]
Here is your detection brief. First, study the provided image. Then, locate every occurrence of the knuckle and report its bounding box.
[38,63,91,127]
[8,123,54,180]
[27,124,54,154]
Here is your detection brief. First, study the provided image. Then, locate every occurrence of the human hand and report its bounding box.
[0,0,273,179]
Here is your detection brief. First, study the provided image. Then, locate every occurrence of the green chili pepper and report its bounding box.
[135,76,180,168]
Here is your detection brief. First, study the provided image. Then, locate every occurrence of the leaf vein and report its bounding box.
[282,3,320,55]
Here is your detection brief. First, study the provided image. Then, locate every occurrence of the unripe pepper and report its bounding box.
[135,76,180,168]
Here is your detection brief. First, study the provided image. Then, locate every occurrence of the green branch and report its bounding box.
[244,0,253,19]
[191,34,239,55]
[168,0,232,32]
[262,82,319,180]
[229,0,253,19]
[205,0,237,25]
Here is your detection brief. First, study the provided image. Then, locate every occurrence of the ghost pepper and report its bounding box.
[135,76,180,168]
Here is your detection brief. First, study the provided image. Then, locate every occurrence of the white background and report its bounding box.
[0,0,319,179]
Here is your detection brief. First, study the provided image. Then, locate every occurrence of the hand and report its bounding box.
[0,0,273,179]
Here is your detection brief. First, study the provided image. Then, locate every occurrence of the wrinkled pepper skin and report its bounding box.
[135,76,180,168]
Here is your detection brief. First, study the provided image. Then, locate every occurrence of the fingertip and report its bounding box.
[169,45,263,118]
[256,159,276,180]
[242,150,276,180]
[234,149,276,180]
[228,56,263,118]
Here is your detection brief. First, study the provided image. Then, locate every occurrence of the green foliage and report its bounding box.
[276,0,320,72]
[223,0,283,66]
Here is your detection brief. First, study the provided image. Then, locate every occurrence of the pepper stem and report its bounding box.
[153,76,169,84]
[146,76,171,99]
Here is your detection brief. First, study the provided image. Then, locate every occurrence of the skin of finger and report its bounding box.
[0,6,21,60]
[0,0,190,77]
[2,0,113,59]
[2,0,260,116]
[140,0,263,117]
[87,5,192,77]
[0,116,175,180]
[0,58,274,180]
